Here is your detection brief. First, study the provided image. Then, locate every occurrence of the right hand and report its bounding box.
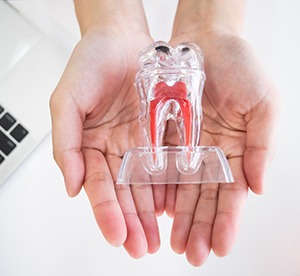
[50,23,162,258]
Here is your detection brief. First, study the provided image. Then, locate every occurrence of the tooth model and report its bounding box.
[117,42,233,185]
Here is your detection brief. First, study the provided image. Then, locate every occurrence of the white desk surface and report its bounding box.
[0,1,299,275]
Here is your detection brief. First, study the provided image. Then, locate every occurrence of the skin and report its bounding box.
[168,32,280,266]
[50,0,280,267]
[166,0,280,266]
[50,1,161,258]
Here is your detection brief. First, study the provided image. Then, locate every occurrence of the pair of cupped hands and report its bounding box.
[50,21,279,266]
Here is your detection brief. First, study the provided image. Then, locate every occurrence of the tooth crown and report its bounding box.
[135,41,206,148]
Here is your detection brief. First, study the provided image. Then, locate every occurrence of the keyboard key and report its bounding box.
[11,124,28,142]
[0,112,16,130]
[0,130,16,155]
[0,105,4,115]
[0,154,4,164]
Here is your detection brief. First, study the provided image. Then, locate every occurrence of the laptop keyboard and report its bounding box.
[0,105,28,164]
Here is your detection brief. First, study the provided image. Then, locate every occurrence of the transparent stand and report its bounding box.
[116,41,234,185]
[117,146,233,185]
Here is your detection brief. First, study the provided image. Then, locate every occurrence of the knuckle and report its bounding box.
[92,199,118,210]
[220,182,248,193]
[200,188,219,201]
[137,210,156,218]
[85,172,112,186]
[174,210,194,218]
[177,184,200,192]
[131,184,152,191]
[192,219,213,228]
[123,212,138,221]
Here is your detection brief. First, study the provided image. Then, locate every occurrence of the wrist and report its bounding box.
[74,0,149,36]
[172,0,246,41]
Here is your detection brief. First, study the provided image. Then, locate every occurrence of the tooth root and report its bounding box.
[150,98,168,148]
[175,99,192,146]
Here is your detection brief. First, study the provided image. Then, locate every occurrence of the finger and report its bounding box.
[145,157,167,216]
[163,143,180,217]
[50,91,84,197]
[107,155,148,259]
[211,157,248,257]
[83,149,127,247]
[165,184,177,217]
[185,183,219,267]
[116,185,148,258]
[170,184,200,254]
[244,92,280,194]
[131,184,161,254]
[152,184,166,216]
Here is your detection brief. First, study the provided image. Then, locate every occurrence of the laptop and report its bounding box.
[0,1,70,186]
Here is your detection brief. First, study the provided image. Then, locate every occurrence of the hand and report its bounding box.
[167,30,280,266]
[50,22,161,257]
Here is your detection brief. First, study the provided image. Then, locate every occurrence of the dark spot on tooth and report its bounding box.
[155,45,170,54]
[182,47,190,52]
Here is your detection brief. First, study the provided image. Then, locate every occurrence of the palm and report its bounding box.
[81,33,165,256]
[76,33,153,158]
[199,35,262,157]
[51,29,160,257]
[167,33,279,265]
[81,56,141,163]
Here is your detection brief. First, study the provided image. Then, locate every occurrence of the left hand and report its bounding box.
[165,30,280,266]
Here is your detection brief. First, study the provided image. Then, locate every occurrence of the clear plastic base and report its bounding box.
[117,146,234,185]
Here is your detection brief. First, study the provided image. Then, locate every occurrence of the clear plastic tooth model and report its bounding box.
[117,41,234,185]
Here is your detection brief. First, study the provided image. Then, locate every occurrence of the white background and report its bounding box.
[0,1,299,275]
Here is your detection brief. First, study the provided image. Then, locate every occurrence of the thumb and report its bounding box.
[244,90,280,194]
[50,90,85,197]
